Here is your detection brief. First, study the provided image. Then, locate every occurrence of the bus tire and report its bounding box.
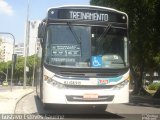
[43,103,48,110]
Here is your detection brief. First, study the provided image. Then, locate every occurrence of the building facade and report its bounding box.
[0,36,13,62]
[26,20,41,56]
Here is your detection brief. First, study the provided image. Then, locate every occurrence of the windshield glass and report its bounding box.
[45,24,128,68]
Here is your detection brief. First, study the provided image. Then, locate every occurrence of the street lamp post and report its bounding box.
[0,32,15,91]
[6,52,9,82]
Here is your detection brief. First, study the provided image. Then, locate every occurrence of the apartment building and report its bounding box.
[25,20,41,56]
[0,36,13,62]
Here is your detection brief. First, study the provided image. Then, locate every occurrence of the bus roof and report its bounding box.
[42,5,128,24]
[47,5,127,16]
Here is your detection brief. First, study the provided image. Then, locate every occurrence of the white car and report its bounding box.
[2,81,8,86]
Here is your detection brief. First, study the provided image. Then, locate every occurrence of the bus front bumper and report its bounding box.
[43,81,129,104]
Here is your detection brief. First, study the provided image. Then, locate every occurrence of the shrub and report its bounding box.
[148,83,160,90]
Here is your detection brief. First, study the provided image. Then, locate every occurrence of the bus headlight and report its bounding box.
[51,80,65,89]
[44,75,65,89]
[113,80,129,90]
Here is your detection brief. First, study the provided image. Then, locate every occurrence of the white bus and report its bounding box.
[36,5,130,110]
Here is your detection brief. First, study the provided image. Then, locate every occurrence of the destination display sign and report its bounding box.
[48,8,127,23]
[69,11,108,21]
[52,44,81,57]
[50,44,81,65]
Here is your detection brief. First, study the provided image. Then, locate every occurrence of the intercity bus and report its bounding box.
[36,5,130,109]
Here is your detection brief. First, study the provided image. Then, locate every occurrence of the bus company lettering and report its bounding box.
[98,79,108,85]
[69,11,108,21]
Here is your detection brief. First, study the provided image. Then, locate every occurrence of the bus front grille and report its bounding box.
[59,72,121,78]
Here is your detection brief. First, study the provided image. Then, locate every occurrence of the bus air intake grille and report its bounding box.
[59,72,121,78]
[66,95,114,102]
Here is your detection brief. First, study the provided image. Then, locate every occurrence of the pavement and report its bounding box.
[0,86,35,114]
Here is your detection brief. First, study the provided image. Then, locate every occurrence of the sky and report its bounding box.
[0,0,90,43]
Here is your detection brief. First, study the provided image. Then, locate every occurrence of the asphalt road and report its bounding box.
[15,92,160,120]
[0,86,11,91]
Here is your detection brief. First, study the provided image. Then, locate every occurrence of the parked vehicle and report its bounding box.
[2,81,8,86]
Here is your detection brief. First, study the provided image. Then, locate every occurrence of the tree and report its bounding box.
[0,61,12,81]
[14,56,24,83]
[0,54,38,86]
[14,55,37,85]
[90,0,160,94]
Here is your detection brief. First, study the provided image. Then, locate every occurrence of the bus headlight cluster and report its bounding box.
[44,75,65,89]
[51,80,65,89]
[113,80,129,90]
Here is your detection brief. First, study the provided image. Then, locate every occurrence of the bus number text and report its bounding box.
[64,81,81,85]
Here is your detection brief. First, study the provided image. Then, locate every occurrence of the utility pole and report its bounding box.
[6,52,9,82]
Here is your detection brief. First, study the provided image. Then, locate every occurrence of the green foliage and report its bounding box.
[0,54,37,85]
[148,83,160,90]
[14,56,24,82]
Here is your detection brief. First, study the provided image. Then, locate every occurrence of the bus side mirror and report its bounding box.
[38,22,46,45]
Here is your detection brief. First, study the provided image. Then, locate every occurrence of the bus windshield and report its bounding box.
[45,24,128,68]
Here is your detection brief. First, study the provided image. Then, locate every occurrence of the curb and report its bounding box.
[14,89,35,114]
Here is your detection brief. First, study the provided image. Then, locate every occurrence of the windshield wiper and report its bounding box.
[67,22,81,44]
[97,24,112,42]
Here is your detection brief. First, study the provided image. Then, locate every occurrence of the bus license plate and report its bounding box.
[83,94,98,99]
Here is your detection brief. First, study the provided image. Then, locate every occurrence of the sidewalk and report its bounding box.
[130,95,160,105]
[0,87,34,114]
